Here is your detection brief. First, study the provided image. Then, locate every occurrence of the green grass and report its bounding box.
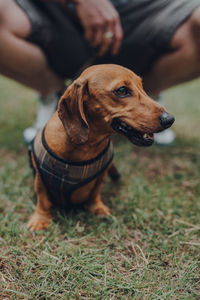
[0,76,200,299]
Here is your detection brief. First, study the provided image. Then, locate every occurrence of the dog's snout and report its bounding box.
[159,112,175,129]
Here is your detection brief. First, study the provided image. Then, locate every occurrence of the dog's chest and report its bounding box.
[30,129,114,206]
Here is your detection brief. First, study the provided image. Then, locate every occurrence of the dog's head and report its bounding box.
[58,64,174,146]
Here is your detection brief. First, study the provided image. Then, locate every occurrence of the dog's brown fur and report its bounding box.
[27,64,170,231]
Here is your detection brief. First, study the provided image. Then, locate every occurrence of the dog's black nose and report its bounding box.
[159,112,175,129]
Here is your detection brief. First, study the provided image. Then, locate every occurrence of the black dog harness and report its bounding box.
[29,128,114,206]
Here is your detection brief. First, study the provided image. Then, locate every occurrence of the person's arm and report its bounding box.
[43,0,123,56]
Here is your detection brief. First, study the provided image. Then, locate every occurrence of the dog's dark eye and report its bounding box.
[114,86,132,98]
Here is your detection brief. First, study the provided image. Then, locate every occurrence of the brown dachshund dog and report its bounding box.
[27,64,174,231]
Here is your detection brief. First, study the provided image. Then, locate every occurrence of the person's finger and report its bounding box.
[111,16,123,55]
[98,35,113,56]
[84,26,95,44]
[91,26,104,47]
[98,25,114,56]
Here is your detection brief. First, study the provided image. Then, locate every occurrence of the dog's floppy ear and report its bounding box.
[57,80,89,145]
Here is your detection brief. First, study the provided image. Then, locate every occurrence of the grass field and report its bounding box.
[0,76,200,299]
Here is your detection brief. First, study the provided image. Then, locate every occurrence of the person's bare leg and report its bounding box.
[144,7,200,97]
[0,0,64,95]
[0,0,66,142]
[143,8,200,145]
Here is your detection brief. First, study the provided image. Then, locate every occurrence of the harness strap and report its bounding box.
[30,128,114,205]
[41,127,112,166]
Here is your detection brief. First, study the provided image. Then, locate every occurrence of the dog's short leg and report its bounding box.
[108,163,121,181]
[87,193,110,216]
[86,172,110,216]
[27,158,52,231]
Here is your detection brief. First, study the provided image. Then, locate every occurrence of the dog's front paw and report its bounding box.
[27,212,52,231]
[87,202,111,216]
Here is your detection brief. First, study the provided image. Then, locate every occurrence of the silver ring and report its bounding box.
[104,31,114,40]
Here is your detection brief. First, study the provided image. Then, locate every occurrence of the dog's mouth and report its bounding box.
[111,118,154,147]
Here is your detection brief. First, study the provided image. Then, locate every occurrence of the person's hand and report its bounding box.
[74,0,123,56]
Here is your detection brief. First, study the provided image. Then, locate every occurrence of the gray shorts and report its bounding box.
[15,0,200,78]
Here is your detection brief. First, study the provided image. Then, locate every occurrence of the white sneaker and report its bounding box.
[154,128,176,146]
[23,93,60,144]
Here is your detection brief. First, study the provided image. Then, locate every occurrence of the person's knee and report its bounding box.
[190,6,200,29]
[0,0,31,37]
[189,7,200,61]
[171,7,200,61]
[0,0,8,28]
